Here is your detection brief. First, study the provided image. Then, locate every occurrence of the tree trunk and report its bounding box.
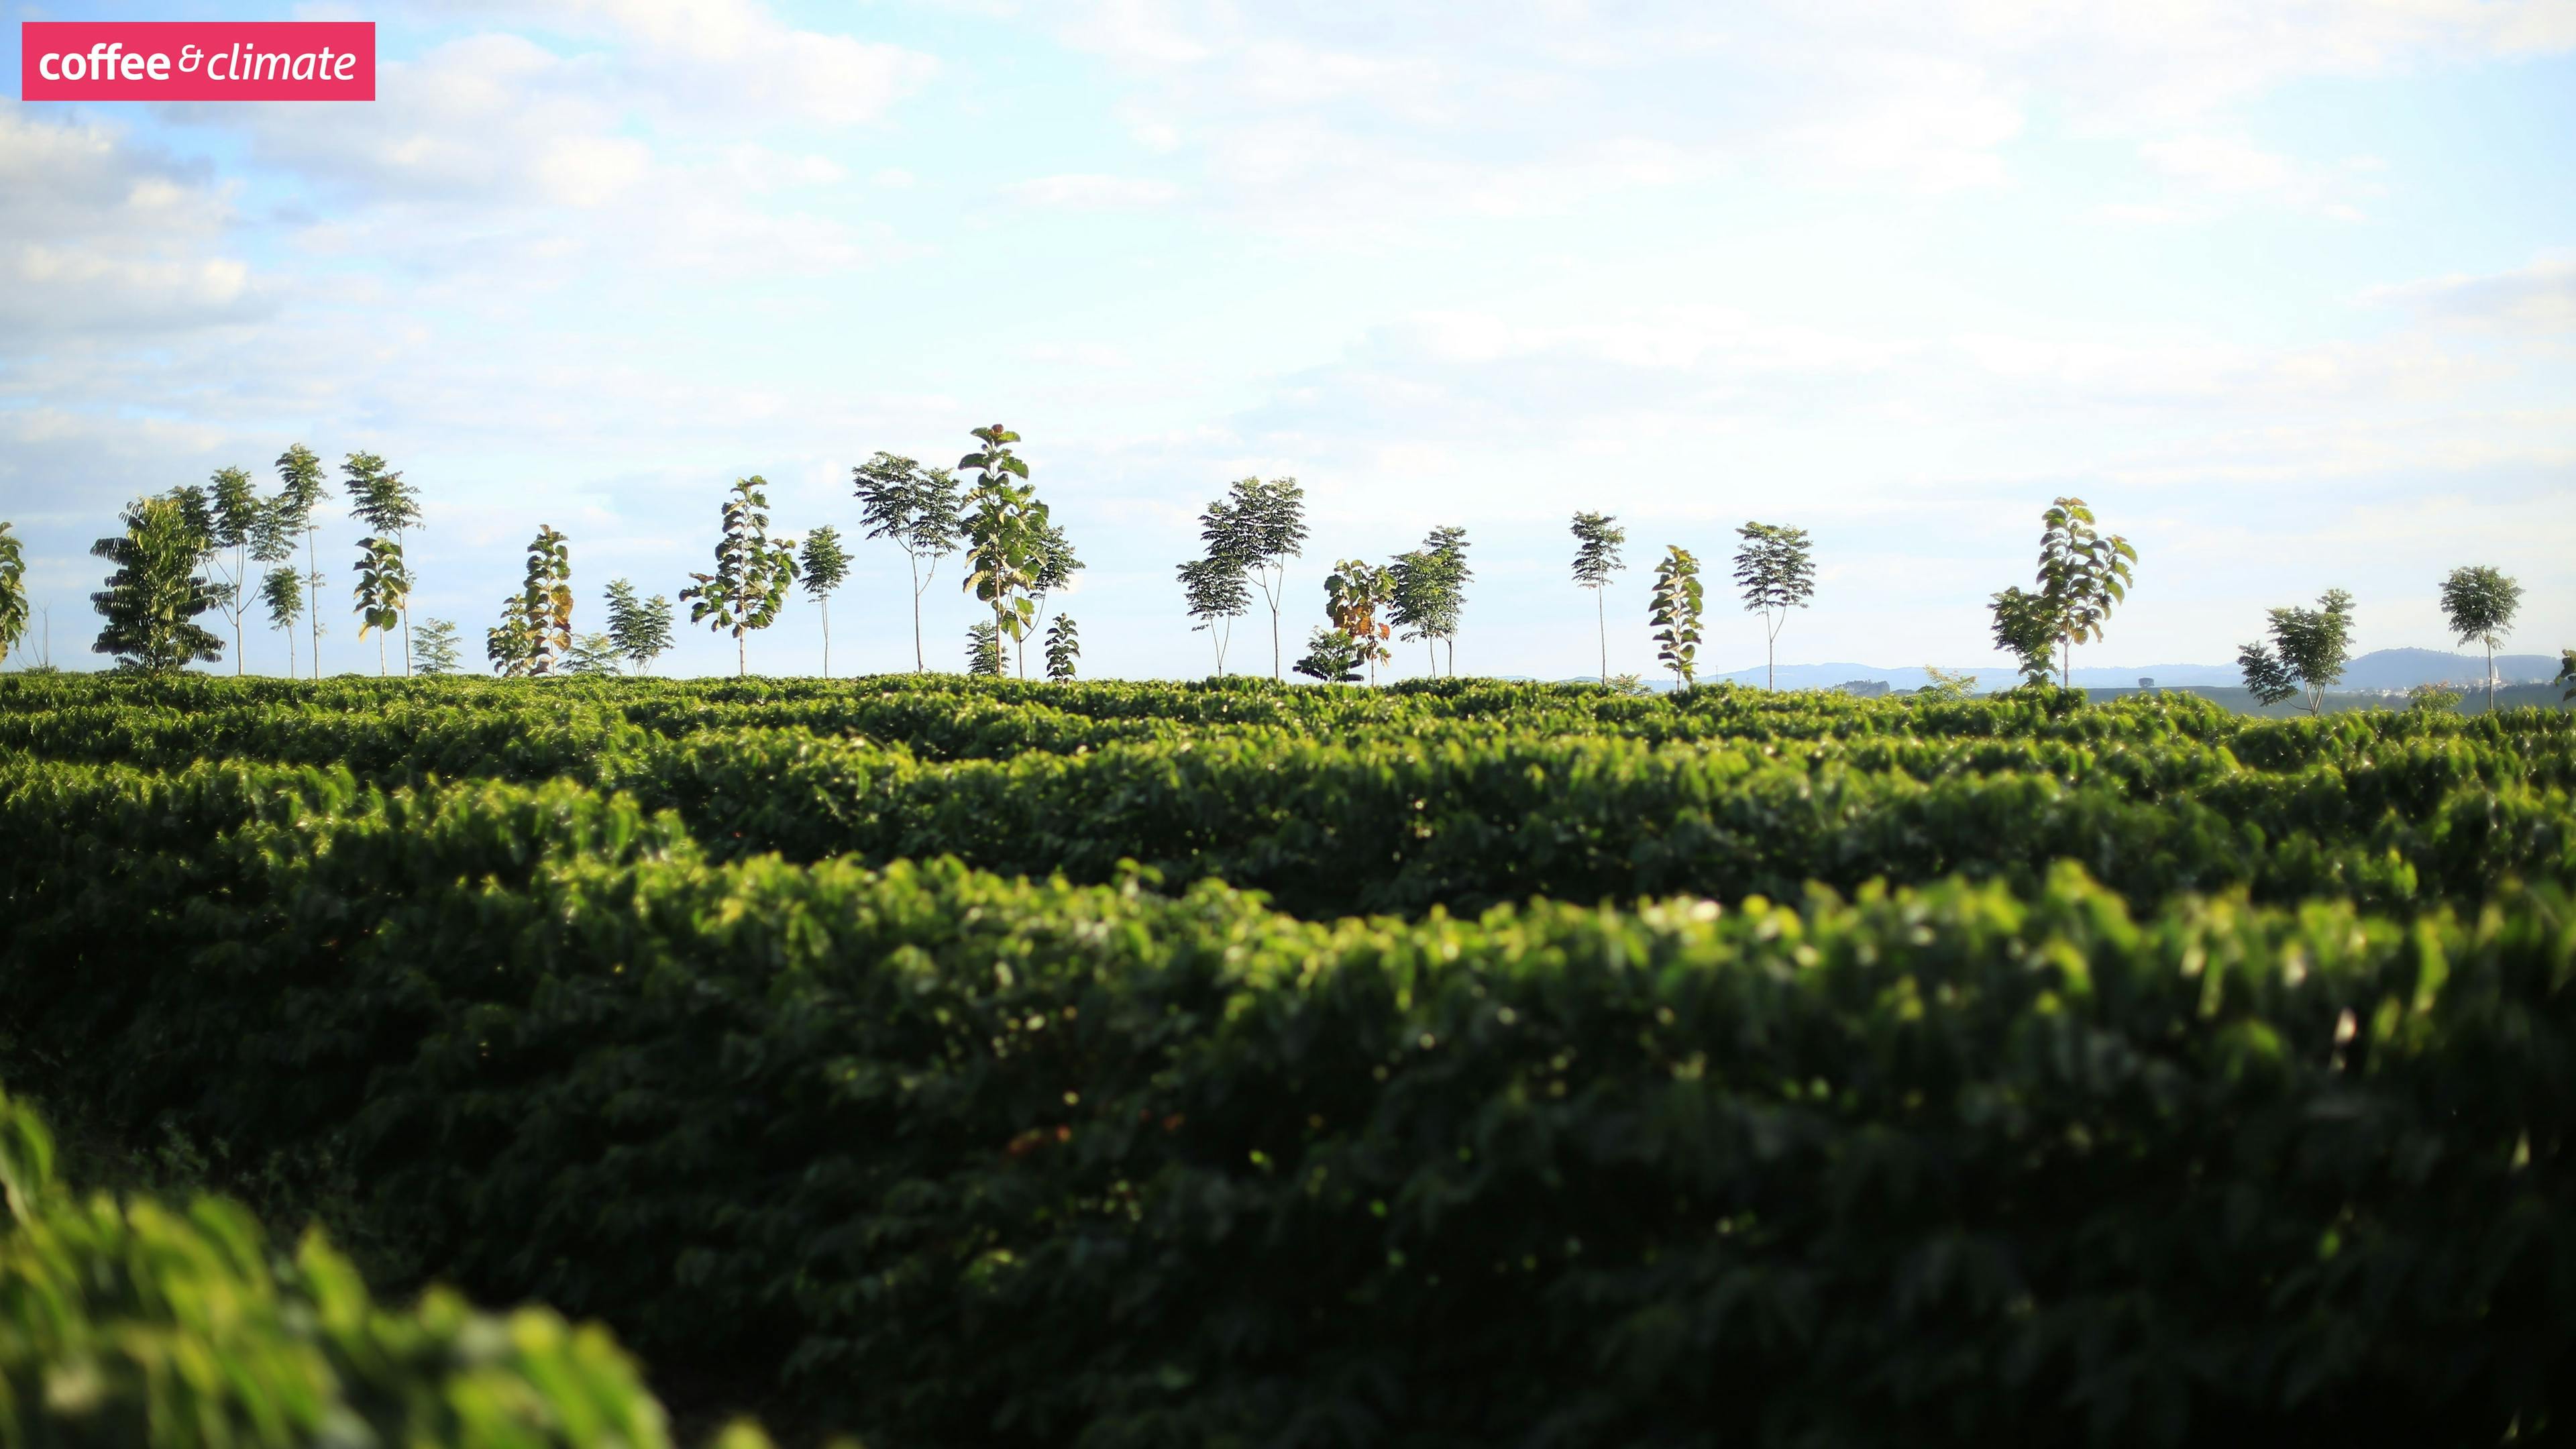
[2489,640,2498,714]
[909,555,924,671]
[738,631,746,678]
[1596,589,1606,685]
[1766,614,1776,691]
[398,529,411,676]
[821,596,831,680]
[305,533,320,677]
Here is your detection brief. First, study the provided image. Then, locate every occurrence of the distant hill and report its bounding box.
[1566,644,2555,691]
[1561,648,2563,696]
[2318,648,2562,690]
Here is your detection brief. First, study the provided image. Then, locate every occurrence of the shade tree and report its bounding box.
[2236,588,2355,716]
[564,632,622,676]
[413,618,462,676]
[2439,566,2523,714]
[799,525,851,679]
[680,478,798,677]
[488,525,572,678]
[349,535,410,676]
[1569,511,1626,684]
[1208,477,1307,680]
[345,451,424,674]
[1649,545,1703,689]
[1389,527,1471,676]
[1178,553,1250,676]
[0,522,23,665]
[1733,522,1815,690]
[259,566,303,677]
[273,445,332,675]
[605,578,675,675]
[1293,626,1366,684]
[1323,559,1395,685]
[249,490,301,677]
[854,452,965,672]
[90,496,225,673]
[198,467,264,673]
[958,425,1047,679]
[1989,496,2135,688]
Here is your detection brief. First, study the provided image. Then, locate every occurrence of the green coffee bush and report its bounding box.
[5,784,2569,1444]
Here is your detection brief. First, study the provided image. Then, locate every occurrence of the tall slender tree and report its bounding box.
[350,535,411,676]
[273,445,331,675]
[2033,497,2135,687]
[958,425,1046,679]
[488,526,572,678]
[1389,528,1471,676]
[260,566,303,679]
[0,522,24,667]
[250,494,299,676]
[1570,511,1626,684]
[1733,522,1815,690]
[204,467,262,674]
[1324,559,1394,685]
[90,496,224,673]
[1178,554,1250,675]
[1208,477,1307,680]
[1183,490,1251,677]
[799,526,852,679]
[1649,545,1703,690]
[854,451,965,671]
[2439,566,2523,714]
[681,479,798,677]
[1990,498,2135,689]
[344,452,423,674]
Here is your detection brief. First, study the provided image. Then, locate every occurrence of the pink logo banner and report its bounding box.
[21,21,375,101]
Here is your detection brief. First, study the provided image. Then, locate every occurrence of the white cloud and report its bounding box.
[2367,255,2576,333]
[1004,172,1181,208]
[1040,1,2573,224]
[2112,133,2383,221]
[0,110,264,338]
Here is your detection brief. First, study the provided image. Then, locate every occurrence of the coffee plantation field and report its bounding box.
[3,672,2571,1446]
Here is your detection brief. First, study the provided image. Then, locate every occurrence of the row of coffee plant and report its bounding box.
[1,765,2565,1445]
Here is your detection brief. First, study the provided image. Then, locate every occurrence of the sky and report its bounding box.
[3,0,2573,682]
